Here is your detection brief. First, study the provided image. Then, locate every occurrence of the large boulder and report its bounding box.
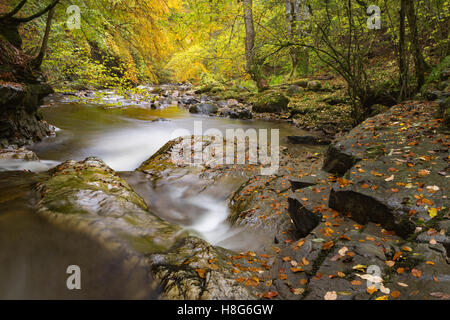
[322,102,449,239]
[251,91,289,113]
[36,156,263,300]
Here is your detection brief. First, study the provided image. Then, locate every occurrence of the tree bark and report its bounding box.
[399,0,408,100]
[404,0,426,91]
[33,6,55,68]
[243,0,267,91]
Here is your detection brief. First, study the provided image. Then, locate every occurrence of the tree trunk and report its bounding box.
[399,0,408,100]
[284,0,309,78]
[243,0,267,91]
[404,0,426,91]
[33,6,55,68]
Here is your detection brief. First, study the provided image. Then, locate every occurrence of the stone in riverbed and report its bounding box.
[287,135,331,145]
[36,156,261,300]
[189,103,219,115]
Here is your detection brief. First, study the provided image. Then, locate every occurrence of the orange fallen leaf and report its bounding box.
[411,268,422,278]
[322,241,335,250]
[195,268,206,279]
[263,291,278,299]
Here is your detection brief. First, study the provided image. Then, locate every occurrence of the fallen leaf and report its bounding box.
[391,291,401,298]
[418,169,430,177]
[324,291,337,300]
[367,286,378,294]
[430,292,450,300]
[291,288,305,295]
[411,268,422,278]
[428,207,438,218]
[263,291,278,299]
[338,246,349,256]
[195,268,206,279]
[385,260,395,267]
[322,241,334,250]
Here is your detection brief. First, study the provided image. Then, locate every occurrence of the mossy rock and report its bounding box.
[370,104,389,117]
[293,79,309,88]
[251,91,289,113]
[307,80,322,91]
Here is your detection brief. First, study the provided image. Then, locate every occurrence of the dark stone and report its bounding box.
[287,135,331,145]
[322,144,361,176]
[288,194,321,238]
[229,108,252,120]
[189,103,218,115]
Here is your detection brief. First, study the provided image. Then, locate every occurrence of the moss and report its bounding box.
[251,91,289,113]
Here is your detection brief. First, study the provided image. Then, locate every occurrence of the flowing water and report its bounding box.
[0,97,321,299]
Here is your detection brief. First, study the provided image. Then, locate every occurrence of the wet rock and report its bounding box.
[189,103,219,115]
[0,146,38,161]
[322,143,361,176]
[323,102,449,238]
[288,191,322,238]
[229,108,252,120]
[150,237,260,299]
[289,171,331,191]
[287,135,331,145]
[37,157,185,255]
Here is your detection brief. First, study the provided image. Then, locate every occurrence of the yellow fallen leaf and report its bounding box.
[428,207,438,218]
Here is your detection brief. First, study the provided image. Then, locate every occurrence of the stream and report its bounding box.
[0,91,321,299]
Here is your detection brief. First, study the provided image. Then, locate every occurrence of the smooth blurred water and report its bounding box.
[0,99,322,298]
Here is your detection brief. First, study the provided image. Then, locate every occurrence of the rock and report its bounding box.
[425,90,442,101]
[150,237,260,299]
[288,190,323,237]
[439,97,450,129]
[218,106,231,117]
[293,79,309,88]
[37,156,261,299]
[322,96,347,106]
[287,135,331,145]
[286,85,301,96]
[229,108,253,120]
[289,171,331,191]
[0,146,38,161]
[189,103,218,115]
[323,102,449,239]
[322,143,361,176]
[227,99,239,107]
[307,80,322,91]
[251,91,289,113]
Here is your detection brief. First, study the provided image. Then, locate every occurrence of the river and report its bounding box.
[0,95,321,299]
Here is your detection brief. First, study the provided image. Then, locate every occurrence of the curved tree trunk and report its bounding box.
[33,6,55,68]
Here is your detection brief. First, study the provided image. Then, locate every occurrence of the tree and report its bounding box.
[399,0,409,100]
[0,0,59,49]
[404,0,427,91]
[284,0,310,78]
[242,0,268,91]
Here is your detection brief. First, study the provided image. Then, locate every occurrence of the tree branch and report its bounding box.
[0,0,28,19]
[11,0,59,23]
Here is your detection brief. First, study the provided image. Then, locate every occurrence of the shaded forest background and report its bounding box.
[0,0,449,123]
